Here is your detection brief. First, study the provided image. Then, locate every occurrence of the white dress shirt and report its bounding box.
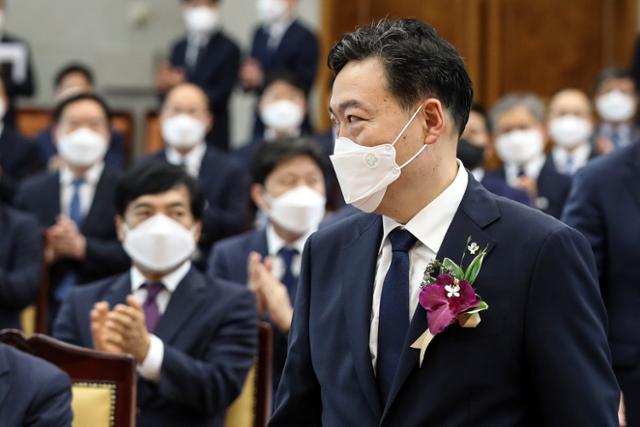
[265,17,293,51]
[369,161,468,371]
[59,162,104,219]
[166,142,206,178]
[185,32,211,70]
[266,224,312,281]
[129,261,192,382]
[504,153,546,187]
[552,143,592,175]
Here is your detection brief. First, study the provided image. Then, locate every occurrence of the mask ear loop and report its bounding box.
[391,104,428,168]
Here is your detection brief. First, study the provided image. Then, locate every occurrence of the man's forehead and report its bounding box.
[330,58,388,112]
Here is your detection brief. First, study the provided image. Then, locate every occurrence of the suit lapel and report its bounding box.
[0,346,10,410]
[153,268,207,344]
[43,173,61,226]
[340,214,384,418]
[81,169,110,233]
[382,176,499,420]
[624,143,640,210]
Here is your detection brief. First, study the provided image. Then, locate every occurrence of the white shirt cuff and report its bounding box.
[137,334,164,382]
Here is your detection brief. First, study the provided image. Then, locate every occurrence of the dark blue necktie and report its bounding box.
[377,228,417,404]
[278,247,299,303]
[69,177,85,226]
[55,177,86,302]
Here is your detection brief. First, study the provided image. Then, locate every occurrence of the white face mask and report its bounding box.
[267,186,326,234]
[256,0,288,24]
[123,214,196,273]
[549,115,593,148]
[260,100,304,131]
[162,114,206,149]
[184,6,220,35]
[496,128,544,165]
[329,106,425,213]
[596,90,637,123]
[57,127,108,167]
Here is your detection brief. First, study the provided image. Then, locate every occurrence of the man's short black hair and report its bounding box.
[328,18,473,136]
[250,138,328,185]
[260,69,306,97]
[115,160,205,220]
[53,92,112,124]
[54,62,95,89]
[592,66,636,95]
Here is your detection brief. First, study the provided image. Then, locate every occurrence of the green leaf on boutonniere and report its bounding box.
[464,250,486,284]
[442,258,464,278]
[465,300,489,314]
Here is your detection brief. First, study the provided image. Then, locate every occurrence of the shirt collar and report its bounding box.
[130,261,192,293]
[166,142,206,177]
[552,143,591,170]
[60,161,105,186]
[265,17,294,39]
[381,160,469,255]
[504,153,546,183]
[266,223,312,256]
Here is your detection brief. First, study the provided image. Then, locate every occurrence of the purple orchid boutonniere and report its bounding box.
[411,238,489,367]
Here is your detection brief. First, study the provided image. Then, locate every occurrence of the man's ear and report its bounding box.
[251,183,268,211]
[193,220,203,242]
[205,111,214,133]
[115,215,125,242]
[421,98,446,146]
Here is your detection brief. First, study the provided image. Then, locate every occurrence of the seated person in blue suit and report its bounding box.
[54,160,257,427]
[459,103,530,205]
[15,93,130,328]
[146,83,249,270]
[563,140,640,426]
[34,63,127,171]
[157,0,240,151]
[486,93,572,219]
[592,66,640,155]
[547,89,597,175]
[0,202,42,330]
[209,137,326,396]
[0,342,72,426]
[0,77,42,204]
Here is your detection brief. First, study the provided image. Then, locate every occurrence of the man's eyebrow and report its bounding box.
[329,99,369,116]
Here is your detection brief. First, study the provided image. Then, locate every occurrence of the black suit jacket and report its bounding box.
[0,343,72,427]
[0,33,36,127]
[563,141,640,419]
[487,156,572,219]
[170,32,240,151]
[0,205,42,329]
[149,148,249,267]
[270,176,619,426]
[14,168,130,311]
[53,267,257,427]
[0,126,42,203]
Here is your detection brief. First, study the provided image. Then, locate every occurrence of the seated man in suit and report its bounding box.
[148,83,248,269]
[459,103,530,205]
[54,160,257,427]
[209,138,326,395]
[0,202,42,329]
[486,93,572,218]
[0,342,72,426]
[0,0,36,127]
[34,62,127,170]
[15,93,130,327]
[593,66,640,155]
[547,88,597,175]
[157,0,240,151]
[240,0,319,136]
[0,76,41,204]
[270,18,618,426]
[563,139,640,426]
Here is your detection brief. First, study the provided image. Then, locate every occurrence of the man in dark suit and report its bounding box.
[35,62,127,170]
[0,0,36,127]
[15,93,130,327]
[563,140,640,426]
[269,19,619,426]
[54,160,257,427]
[209,138,327,396]
[157,0,239,151]
[486,93,572,219]
[0,203,42,330]
[147,83,248,270]
[459,103,530,206]
[0,342,72,426]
